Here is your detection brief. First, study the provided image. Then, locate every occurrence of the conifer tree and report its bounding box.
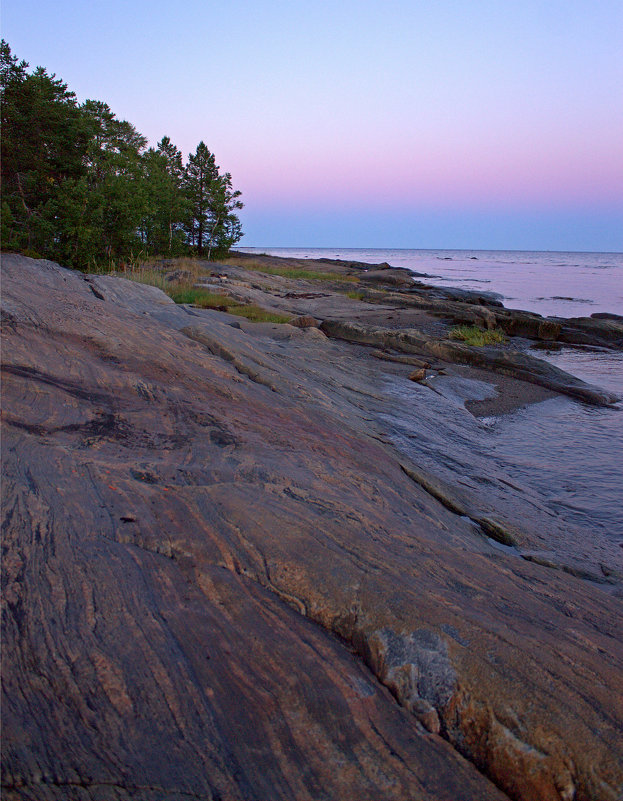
[1,41,243,266]
[140,137,188,255]
[80,100,147,261]
[184,141,219,256]
[184,142,244,258]
[1,40,90,259]
[204,171,243,259]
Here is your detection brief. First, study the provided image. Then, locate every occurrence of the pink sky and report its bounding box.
[3,0,622,248]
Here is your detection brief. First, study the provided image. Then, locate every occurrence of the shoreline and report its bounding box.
[446,365,558,417]
[220,249,622,406]
[238,246,623,319]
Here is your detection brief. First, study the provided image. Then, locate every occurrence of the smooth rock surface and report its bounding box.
[2,255,622,801]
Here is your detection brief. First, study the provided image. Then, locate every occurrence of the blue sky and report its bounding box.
[3,0,622,250]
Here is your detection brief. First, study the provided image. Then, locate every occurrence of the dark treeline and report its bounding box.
[0,41,243,267]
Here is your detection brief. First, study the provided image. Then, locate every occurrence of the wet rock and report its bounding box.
[320,318,620,406]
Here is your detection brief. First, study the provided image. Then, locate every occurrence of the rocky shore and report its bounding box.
[2,252,622,801]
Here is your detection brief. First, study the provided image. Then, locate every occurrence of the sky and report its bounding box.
[3,0,622,250]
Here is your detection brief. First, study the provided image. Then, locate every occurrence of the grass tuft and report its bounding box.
[449,325,506,346]
[167,287,235,307]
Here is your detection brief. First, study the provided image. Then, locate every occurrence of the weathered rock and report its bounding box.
[591,311,623,321]
[558,315,623,347]
[425,338,621,404]
[288,314,319,328]
[360,269,415,287]
[371,350,431,368]
[472,305,498,330]
[495,312,560,340]
[2,255,622,801]
[320,318,620,406]
[421,285,505,307]
[164,268,192,282]
[408,368,427,382]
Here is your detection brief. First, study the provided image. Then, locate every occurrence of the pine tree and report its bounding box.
[80,100,148,261]
[204,171,243,259]
[1,40,90,259]
[184,141,219,256]
[184,142,244,258]
[140,137,188,255]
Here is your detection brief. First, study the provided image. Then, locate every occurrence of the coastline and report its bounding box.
[2,251,622,801]
[239,246,623,319]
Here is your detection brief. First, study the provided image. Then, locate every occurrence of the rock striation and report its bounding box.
[2,254,622,801]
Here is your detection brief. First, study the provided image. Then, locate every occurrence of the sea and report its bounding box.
[240,248,623,542]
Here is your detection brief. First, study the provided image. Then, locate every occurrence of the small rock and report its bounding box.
[409,369,427,382]
[288,315,319,328]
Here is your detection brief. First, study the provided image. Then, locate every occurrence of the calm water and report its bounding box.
[479,350,623,537]
[242,247,623,540]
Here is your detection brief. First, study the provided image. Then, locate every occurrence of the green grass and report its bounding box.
[123,274,291,323]
[346,290,367,300]
[88,262,299,324]
[167,287,236,307]
[166,287,290,322]
[449,325,507,346]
